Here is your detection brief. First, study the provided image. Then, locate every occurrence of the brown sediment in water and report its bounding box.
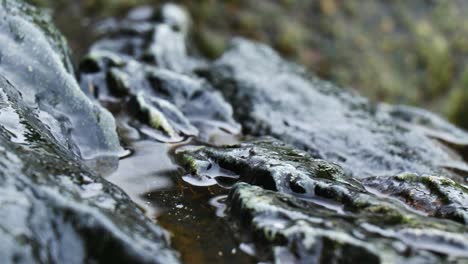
[151,180,255,264]
[106,136,255,263]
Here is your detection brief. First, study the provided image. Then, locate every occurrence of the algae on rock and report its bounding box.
[0,1,180,263]
[178,137,468,263]
[4,1,466,263]
[199,38,468,182]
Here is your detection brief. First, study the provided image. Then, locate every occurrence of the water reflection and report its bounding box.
[106,140,176,217]
[106,138,255,264]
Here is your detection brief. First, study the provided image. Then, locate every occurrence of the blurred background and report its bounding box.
[27,0,468,129]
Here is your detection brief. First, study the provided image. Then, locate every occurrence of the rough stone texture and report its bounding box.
[364,173,468,225]
[4,1,467,263]
[199,39,468,182]
[79,5,240,143]
[75,5,468,264]
[0,0,122,160]
[178,137,468,263]
[229,183,467,264]
[0,76,180,263]
[0,2,180,263]
[89,3,196,74]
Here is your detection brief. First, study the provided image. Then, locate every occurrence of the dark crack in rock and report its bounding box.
[79,5,240,143]
[0,76,180,264]
[199,38,468,182]
[177,137,468,263]
[0,0,122,161]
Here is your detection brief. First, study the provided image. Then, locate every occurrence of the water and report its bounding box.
[106,140,176,217]
[151,180,255,263]
[106,136,256,263]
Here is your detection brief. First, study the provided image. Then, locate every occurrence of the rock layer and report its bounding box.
[2,1,467,263]
[0,0,122,160]
[0,1,180,263]
[199,39,468,181]
[364,173,468,224]
[79,6,240,143]
[0,76,179,263]
[178,137,468,263]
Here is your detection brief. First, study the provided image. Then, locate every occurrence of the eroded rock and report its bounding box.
[199,39,468,182]
[0,1,182,263]
[11,1,463,263]
[364,173,468,224]
[0,76,179,263]
[229,183,467,263]
[177,137,468,263]
[0,0,122,160]
[79,6,240,143]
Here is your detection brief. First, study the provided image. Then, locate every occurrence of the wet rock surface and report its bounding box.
[79,5,240,143]
[364,173,468,225]
[179,138,468,263]
[1,1,468,264]
[199,39,468,182]
[76,4,249,263]
[0,0,122,160]
[74,3,468,264]
[0,1,179,263]
[0,76,179,263]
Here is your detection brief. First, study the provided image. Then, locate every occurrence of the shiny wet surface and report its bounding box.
[153,181,254,263]
[106,137,256,264]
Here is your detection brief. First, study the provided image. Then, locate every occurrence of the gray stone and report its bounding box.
[90,4,198,74]
[199,38,468,182]
[0,2,180,263]
[0,0,122,160]
[229,183,467,263]
[79,5,240,143]
[129,92,198,142]
[364,173,468,224]
[177,137,468,263]
[0,76,180,263]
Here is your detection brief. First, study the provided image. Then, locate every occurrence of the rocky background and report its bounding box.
[26,0,468,130]
[0,0,467,263]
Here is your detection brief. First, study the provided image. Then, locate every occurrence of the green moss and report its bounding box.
[178,154,199,174]
[363,204,410,225]
[395,172,420,182]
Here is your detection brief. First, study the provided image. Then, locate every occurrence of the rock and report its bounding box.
[74,4,468,263]
[0,76,180,263]
[364,173,468,224]
[79,5,468,262]
[0,0,122,160]
[128,92,198,142]
[79,5,240,143]
[0,2,180,263]
[229,183,467,263]
[89,5,197,73]
[177,137,468,263]
[198,38,468,182]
